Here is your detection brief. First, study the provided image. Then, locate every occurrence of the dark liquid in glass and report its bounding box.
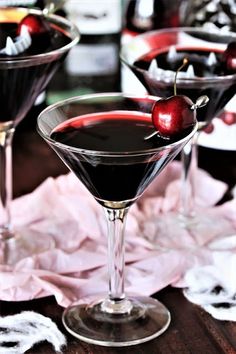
[0,21,70,124]
[50,111,182,205]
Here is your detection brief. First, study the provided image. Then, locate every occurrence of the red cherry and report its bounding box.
[222,41,236,72]
[221,111,236,125]
[152,95,196,138]
[17,14,50,36]
[203,122,214,134]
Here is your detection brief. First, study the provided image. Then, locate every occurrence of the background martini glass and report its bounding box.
[0,7,79,264]
[37,92,197,347]
[121,27,236,247]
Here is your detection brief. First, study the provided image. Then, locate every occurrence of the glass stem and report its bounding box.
[179,133,199,219]
[102,207,132,314]
[0,122,14,240]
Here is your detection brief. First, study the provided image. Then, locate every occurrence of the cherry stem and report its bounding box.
[174,57,189,96]
[144,130,157,140]
[145,58,190,141]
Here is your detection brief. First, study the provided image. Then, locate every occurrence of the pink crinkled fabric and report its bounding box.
[0,161,235,308]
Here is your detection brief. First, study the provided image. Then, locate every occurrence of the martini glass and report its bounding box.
[0,7,79,264]
[121,27,236,248]
[37,92,197,346]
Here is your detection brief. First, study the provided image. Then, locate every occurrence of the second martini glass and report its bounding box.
[0,7,79,264]
[37,92,197,346]
[121,27,236,248]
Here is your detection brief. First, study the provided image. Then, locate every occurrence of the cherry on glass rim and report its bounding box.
[151,95,196,138]
[17,14,51,36]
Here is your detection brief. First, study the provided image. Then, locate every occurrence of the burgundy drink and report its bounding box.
[134,46,236,125]
[0,10,71,125]
[120,28,236,248]
[38,92,198,346]
[0,7,79,265]
[50,110,184,205]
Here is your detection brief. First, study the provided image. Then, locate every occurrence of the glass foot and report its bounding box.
[1,227,55,265]
[142,211,235,250]
[62,295,170,347]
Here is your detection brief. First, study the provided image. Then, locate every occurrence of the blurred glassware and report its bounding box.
[121,27,236,248]
[0,0,67,131]
[121,0,183,94]
[123,0,182,40]
[180,0,236,148]
[0,7,79,264]
[180,0,236,32]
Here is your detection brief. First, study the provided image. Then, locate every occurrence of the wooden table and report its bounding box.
[0,110,236,354]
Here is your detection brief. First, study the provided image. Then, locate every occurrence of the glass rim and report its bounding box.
[120,26,236,83]
[0,7,80,65]
[37,92,198,157]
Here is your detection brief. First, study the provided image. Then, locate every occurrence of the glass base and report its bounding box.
[0,227,55,265]
[141,211,235,250]
[62,295,170,347]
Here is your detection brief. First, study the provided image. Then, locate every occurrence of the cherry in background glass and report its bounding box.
[0,7,79,264]
[121,27,236,248]
[37,93,197,347]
